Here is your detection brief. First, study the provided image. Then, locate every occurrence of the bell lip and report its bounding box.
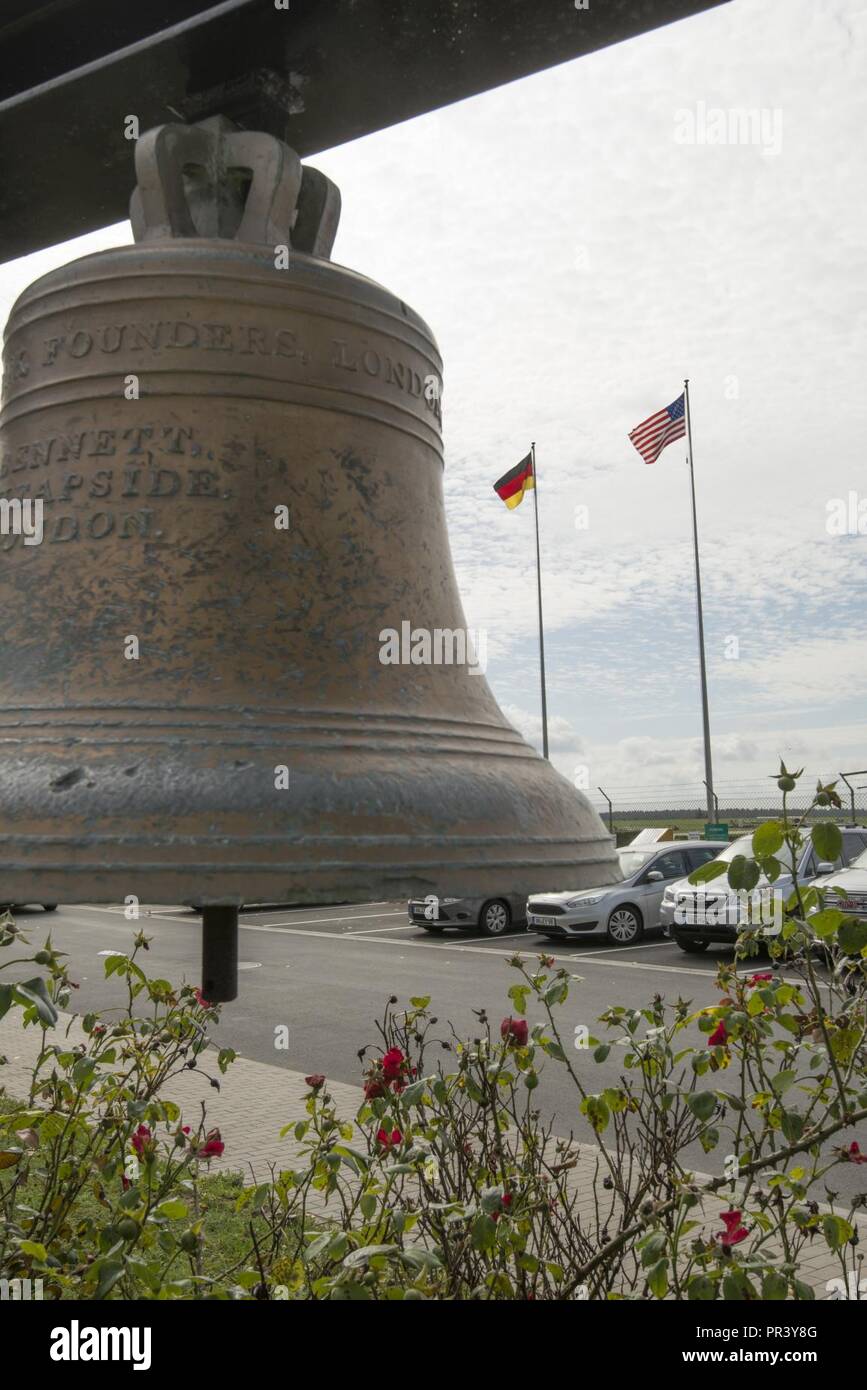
[5,238,440,353]
[0,847,621,908]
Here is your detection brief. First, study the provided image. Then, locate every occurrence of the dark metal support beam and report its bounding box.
[0,0,731,264]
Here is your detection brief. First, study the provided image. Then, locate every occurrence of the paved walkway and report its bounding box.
[1,1008,863,1298]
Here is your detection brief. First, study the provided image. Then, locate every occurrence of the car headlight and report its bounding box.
[565,893,606,908]
[662,887,677,904]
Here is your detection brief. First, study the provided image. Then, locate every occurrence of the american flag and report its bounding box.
[628,393,686,465]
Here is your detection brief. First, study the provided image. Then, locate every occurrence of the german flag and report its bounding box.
[493,452,534,510]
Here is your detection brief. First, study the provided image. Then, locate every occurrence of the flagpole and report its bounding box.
[683,380,715,822]
[530,441,549,759]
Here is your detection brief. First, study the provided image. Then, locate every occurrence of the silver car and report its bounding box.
[407,892,528,937]
[526,841,724,946]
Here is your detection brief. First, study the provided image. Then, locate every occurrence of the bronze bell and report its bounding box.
[0,118,618,997]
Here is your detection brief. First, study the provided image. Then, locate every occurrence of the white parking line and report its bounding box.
[574,940,671,957]
[82,905,407,928]
[343,923,420,934]
[241,910,406,928]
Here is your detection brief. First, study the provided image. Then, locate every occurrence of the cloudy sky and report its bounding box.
[2,0,865,816]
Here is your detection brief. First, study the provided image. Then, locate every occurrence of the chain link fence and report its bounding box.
[590,787,867,840]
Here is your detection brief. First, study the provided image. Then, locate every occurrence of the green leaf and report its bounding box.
[812,822,842,864]
[687,1275,717,1300]
[647,1258,669,1299]
[470,1214,497,1253]
[14,978,58,1026]
[18,1240,47,1261]
[0,984,13,1022]
[761,1271,788,1300]
[810,908,849,941]
[728,856,760,892]
[771,1070,796,1096]
[71,1056,97,1087]
[822,1214,853,1250]
[699,1126,720,1153]
[156,1200,188,1220]
[508,984,529,1014]
[753,822,784,857]
[93,1259,125,1300]
[722,1270,754,1301]
[686,1091,717,1122]
[593,1044,610,1063]
[343,1244,399,1269]
[360,1193,377,1221]
[580,1094,610,1133]
[409,996,430,1009]
[839,919,867,955]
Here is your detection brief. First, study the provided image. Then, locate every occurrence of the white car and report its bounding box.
[661,826,867,953]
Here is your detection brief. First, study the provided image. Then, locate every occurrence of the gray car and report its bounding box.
[407,892,528,937]
[525,841,725,945]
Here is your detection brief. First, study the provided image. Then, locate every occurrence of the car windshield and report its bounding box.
[704,834,753,864]
[851,846,867,871]
[616,848,658,878]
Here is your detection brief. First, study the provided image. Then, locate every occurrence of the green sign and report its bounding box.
[704,822,729,841]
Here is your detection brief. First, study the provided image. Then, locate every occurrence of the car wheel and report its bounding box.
[673,932,709,954]
[479,900,511,936]
[42,904,58,912]
[606,906,643,945]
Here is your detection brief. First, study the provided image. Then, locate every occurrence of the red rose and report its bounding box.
[746,972,773,987]
[491,1191,513,1224]
[91,1024,107,1037]
[194,987,211,1009]
[501,1017,529,1047]
[846,1142,867,1165]
[305,1074,326,1090]
[364,1079,385,1100]
[196,1128,224,1159]
[381,1048,405,1081]
[708,1020,728,1047]
[131,1123,152,1156]
[716,1209,748,1246]
[376,1128,402,1150]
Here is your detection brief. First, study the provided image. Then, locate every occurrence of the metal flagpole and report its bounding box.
[530,441,549,759]
[683,380,715,822]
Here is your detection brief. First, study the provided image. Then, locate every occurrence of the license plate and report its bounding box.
[528,914,558,927]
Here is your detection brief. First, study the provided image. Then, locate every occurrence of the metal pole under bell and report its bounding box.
[201,906,239,1003]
